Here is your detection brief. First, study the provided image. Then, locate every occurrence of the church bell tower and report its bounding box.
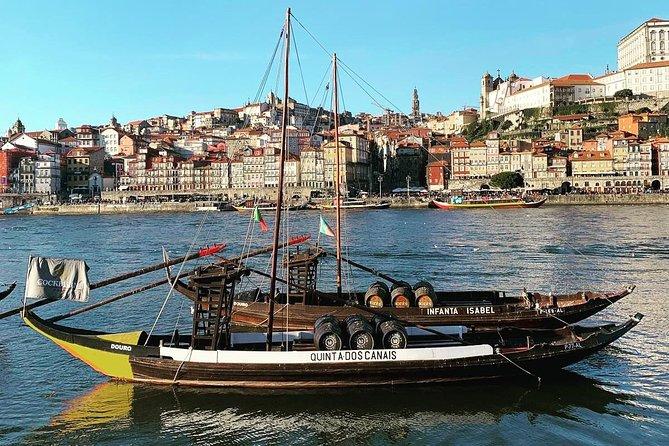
[412,88,420,121]
[480,72,493,119]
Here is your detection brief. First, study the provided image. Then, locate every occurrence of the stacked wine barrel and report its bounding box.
[364,281,389,308]
[313,315,343,351]
[313,314,408,351]
[413,281,436,308]
[372,315,408,349]
[362,280,436,309]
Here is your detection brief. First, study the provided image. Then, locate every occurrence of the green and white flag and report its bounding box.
[319,215,335,237]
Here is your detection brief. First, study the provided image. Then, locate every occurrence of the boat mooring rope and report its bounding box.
[497,350,541,385]
[494,329,541,384]
[172,346,194,384]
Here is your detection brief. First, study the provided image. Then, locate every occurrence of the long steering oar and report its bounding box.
[39,235,312,323]
[320,248,404,286]
[0,244,226,322]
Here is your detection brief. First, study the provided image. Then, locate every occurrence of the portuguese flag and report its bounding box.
[253,206,269,232]
[319,215,335,237]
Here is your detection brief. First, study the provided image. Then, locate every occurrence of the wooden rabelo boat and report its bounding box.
[431,197,547,210]
[163,246,634,330]
[6,9,642,389]
[202,286,634,331]
[318,199,391,210]
[20,303,643,388]
[232,198,306,212]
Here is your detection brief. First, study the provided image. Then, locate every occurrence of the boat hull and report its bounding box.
[228,288,631,330]
[22,311,641,388]
[319,202,391,210]
[431,198,547,210]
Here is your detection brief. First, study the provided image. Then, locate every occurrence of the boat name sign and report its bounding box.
[110,343,132,352]
[425,306,495,316]
[310,350,397,362]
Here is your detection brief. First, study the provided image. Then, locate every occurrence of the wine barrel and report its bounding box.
[364,281,390,308]
[344,315,375,350]
[313,315,343,351]
[413,280,436,309]
[377,320,408,349]
[390,283,414,308]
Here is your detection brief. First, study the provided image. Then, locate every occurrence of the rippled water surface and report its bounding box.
[0,206,667,445]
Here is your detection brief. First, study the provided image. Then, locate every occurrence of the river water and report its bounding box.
[0,206,667,445]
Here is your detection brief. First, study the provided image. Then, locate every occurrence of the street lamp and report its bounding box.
[377,174,383,197]
[406,175,411,199]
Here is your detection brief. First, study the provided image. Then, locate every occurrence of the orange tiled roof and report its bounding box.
[551,74,601,86]
[627,60,669,70]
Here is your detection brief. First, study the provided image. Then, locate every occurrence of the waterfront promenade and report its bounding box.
[7,193,668,216]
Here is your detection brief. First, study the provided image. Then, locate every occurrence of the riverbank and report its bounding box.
[8,193,669,216]
[546,193,669,205]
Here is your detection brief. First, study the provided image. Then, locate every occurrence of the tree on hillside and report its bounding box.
[463,119,495,142]
[613,89,633,99]
[490,171,524,190]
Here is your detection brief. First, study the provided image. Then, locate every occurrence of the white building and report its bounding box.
[480,73,605,118]
[230,159,244,189]
[285,155,301,187]
[618,18,669,70]
[596,60,669,97]
[1,133,63,154]
[55,118,68,131]
[300,148,324,189]
[207,160,230,189]
[424,109,478,135]
[34,153,61,194]
[100,128,124,156]
[242,151,264,188]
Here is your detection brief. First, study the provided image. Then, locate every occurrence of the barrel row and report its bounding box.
[364,280,436,309]
[313,314,408,351]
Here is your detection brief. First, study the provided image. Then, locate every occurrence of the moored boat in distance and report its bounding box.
[319,199,391,210]
[232,200,307,212]
[2,202,35,215]
[430,196,546,210]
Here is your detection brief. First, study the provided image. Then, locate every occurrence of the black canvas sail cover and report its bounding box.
[24,257,90,302]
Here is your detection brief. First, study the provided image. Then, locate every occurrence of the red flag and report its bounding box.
[253,206,269,232]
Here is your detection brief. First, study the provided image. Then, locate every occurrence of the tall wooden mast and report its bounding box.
[265,7,291,351]
[333,53,343,300]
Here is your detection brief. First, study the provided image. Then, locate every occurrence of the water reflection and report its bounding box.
[27,372,631,445]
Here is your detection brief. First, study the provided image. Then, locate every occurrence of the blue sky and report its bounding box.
[0,0,666,132]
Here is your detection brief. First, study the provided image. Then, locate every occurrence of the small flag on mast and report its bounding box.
[319,215,335,237]
[253,206,269,232]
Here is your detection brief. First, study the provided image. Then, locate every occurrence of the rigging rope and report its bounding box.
[145,213,208,345]
[291,23,310,107]
[253,26,285,105]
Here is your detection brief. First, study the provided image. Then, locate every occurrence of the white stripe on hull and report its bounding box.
[159,344,494,364]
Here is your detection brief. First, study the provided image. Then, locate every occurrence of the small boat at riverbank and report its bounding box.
[318,199,391,210]
[430,197,546,210]
[2,202,35,215]
[232,200,306,212]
